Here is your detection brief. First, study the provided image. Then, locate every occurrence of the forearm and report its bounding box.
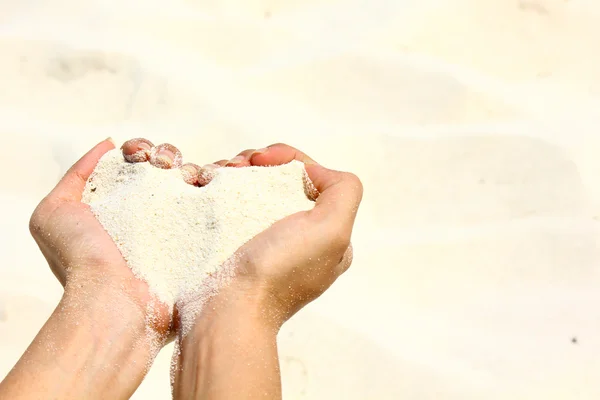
[0,285,161,400]
[173,290,282,400]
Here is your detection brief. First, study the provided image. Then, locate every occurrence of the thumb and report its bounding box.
[48,138,115,203]
[305,164,363,230]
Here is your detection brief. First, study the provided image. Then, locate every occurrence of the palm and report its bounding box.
[45,202,124,280]
[237,211,345,323]
[230,143,360,322]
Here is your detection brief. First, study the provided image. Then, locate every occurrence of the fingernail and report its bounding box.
[157,148,174,160]
[151,144,183,169]
[105,137,115,146]
[228,155,245,164]
[181,163,200,185]
[138,141,152,151]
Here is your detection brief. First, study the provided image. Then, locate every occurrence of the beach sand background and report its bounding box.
[2,0,600,398]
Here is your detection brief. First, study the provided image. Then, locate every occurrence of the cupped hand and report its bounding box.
[199,144,363,328]
[29,138,205,336]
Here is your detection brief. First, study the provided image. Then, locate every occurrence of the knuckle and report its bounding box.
[29,198,52,237]
[344,172,363,193]
[29,208,43,236]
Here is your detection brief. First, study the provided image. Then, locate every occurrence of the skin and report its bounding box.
[0,138,173,400]
[172,144,362,400]
[0,138,362,400]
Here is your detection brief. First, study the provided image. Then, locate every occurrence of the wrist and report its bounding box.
[173,282,282,400]
[64,268,172,337]
[179,278,285,339]
[1,281,161,400]
[61,280,150,339]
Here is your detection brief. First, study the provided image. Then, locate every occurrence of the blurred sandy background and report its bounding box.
[2,0,600,398]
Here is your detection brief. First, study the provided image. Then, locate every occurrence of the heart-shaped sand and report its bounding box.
[82,149,315,310]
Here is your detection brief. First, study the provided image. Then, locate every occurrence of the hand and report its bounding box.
[29,138,204,336]
[220,143,362,327]
[3,138,216,400]
[172,143,363,400]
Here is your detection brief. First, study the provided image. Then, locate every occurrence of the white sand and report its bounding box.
[2,1,600,399]
[82,149,314,329]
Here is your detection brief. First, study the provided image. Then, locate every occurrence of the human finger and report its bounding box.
[121,138,154,163]
[149,143,183,169]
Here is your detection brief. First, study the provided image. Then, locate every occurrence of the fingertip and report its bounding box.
[247,148,267,164]
[122,138,154,163]
[198,164,219,186]
[224,149,256,167]
[248,150,268,166]
[305,166,362,228]
[303,163,333,192]
[346,172,364,203]
[49,138,116,202]
[81,139,119,171]
[150,143,183,169]
[181,163,201,186]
